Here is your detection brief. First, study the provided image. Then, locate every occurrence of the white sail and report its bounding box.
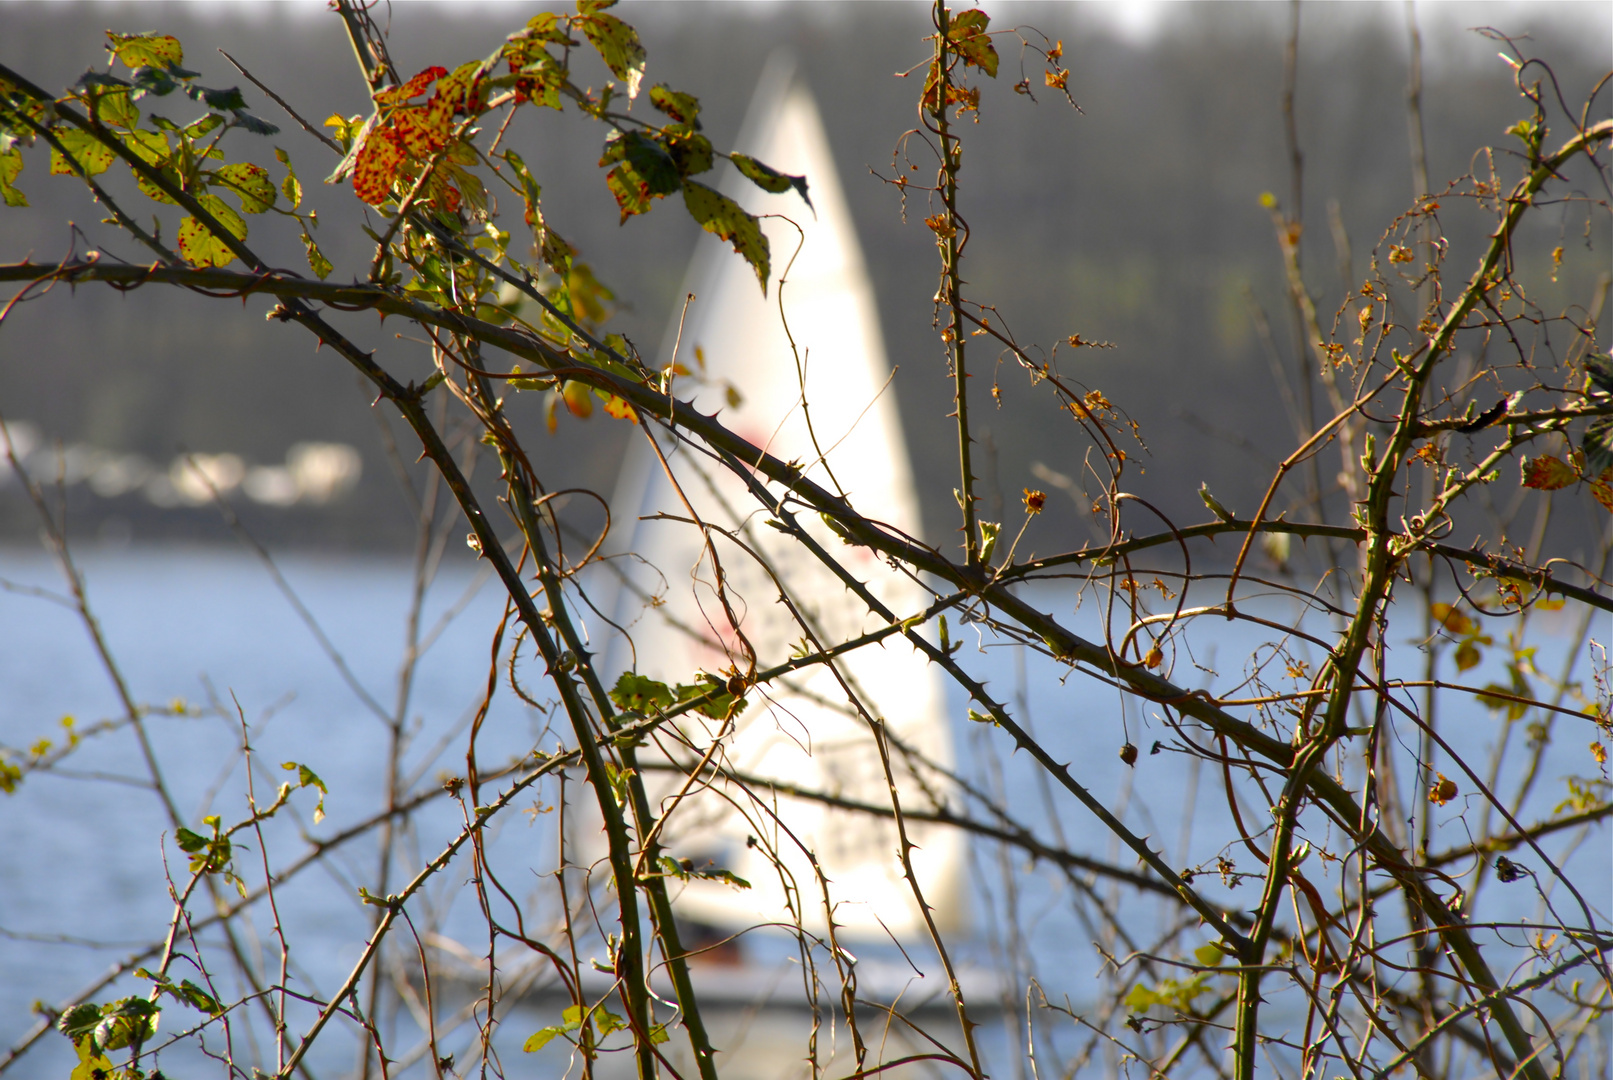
[603,59,962,942]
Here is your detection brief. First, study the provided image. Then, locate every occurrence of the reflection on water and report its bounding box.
[0,547,1606,1077]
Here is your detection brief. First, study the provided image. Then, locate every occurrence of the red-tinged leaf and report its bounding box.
[602,394,637,422]
[106,31,184,71]
[682,180,769,294]
[947,9,998,78]
[649,84,701,127]
[1521,455,1576,491]
[374,65,445,107]
[605,163,655,221]
[1428,602,1474,636]
[424,169,462,213]
[352,131,404,205]
[1589,477,1613,512]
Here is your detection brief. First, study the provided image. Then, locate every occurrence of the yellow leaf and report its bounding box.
[602,395,637,423]
[70,1039,114,1080]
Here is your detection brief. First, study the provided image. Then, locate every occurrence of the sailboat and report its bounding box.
[600,56,966,972]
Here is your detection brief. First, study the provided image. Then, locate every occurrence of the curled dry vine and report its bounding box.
[0,3,1609,1079]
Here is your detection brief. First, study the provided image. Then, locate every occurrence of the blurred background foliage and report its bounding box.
[0,1,1608,555]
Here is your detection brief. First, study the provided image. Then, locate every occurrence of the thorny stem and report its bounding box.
[930,2,982,567]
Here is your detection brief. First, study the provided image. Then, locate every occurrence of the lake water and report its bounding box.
[0,546,1607,1078]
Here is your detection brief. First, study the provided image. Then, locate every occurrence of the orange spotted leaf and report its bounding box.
[352,131,404,205]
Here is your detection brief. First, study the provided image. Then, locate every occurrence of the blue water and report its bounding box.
[0,546,1607,1078]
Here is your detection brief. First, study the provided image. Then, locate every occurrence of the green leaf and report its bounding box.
[602,761,632,808]
[649,1022,671,1044]
[1584,353,1613,395]
[0,147,24,207]
[501,147,566,267]
[302,228,332,280]
[523,1005,584,1051]
[57,1003,104,1042]
[230,111,280,137]
[93,997,160,1051]
[665,127,713,178]
[599,130,681,220]
[122,128,170,166]
[517,11,577,46]
[0,756,21,794]
[282,761,328,823]
[184,113,225,139]
[673,672,747,720]
[48,128,116,177]
[650,84,702,127]
[131,65,181,98]
[947,9,999,78]
[978,519,1001,563]
[594,1008,627,1036]
[1123,983,1159,1011]
[107,32,185,71]
[174,826,209,853]
[577,11,645,99]
[281,761,327,794]
[188,84,246,112]
[91,88,140,129]
[178,979,223,1016]
[213,161,275,213]
[275,147,303,209]
[523,1025,566,1052]
[730,153,810,209]
[1583,415,1613,479]
[682,180,769,293]
[610,671,675,711]
[700,867,751,889]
